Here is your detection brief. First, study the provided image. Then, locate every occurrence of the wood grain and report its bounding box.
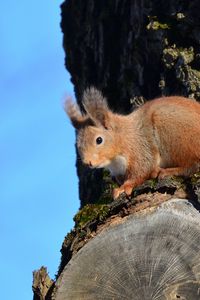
[54,199,200,300]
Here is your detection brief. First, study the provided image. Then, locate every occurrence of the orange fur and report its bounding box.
[66,88,200,199]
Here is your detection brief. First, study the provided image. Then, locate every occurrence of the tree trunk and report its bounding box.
[54,199,200,300]
[33,1,200,299]
[60,0,200,207]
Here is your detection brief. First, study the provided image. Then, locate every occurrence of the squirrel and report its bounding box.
[65,87,200,199]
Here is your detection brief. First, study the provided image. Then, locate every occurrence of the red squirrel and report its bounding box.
[65,87,200,199]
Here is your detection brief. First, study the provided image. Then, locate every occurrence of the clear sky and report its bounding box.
[0,1,79,299]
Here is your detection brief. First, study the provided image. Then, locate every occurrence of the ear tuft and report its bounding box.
[64,98,88,129]
[82,87,110,128]
[83,87,108,111]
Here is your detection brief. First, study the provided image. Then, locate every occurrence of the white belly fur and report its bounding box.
[106,155,127,177]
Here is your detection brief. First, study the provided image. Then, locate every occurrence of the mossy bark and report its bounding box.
[32,175,200,299]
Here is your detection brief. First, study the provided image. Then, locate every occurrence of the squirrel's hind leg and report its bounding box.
[158,165,199,179]
[150,167,162,179]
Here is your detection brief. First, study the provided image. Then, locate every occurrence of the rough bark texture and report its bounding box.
[32,267,54,300]
[61,0,200,207]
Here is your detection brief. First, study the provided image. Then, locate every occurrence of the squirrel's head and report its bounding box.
[65,87,118,169]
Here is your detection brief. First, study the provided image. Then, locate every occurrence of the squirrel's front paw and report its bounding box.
[124,184,133,196]
[113,184,133,200]
[113,187,122,200]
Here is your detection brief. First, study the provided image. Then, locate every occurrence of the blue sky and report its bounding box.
[0,1,79,299]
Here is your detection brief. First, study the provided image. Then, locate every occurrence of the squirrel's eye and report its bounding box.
[96,136,103,145]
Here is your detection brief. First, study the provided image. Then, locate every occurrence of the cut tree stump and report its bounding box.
[53,199,200,300]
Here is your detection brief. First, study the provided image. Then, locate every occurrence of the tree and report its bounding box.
[33,1,200,299]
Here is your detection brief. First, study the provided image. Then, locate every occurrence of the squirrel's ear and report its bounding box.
[64,98,89,129]
[83,87,111,129]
